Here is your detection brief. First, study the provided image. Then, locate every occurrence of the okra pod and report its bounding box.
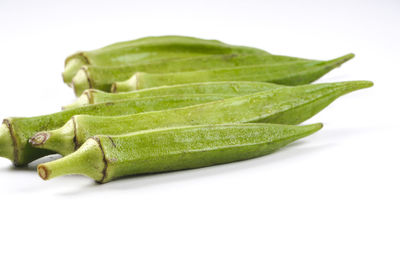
[99,35,226,50]
[0,94,233,166]
[63,35,225,84]
[37,123,322,183]
[71,53,308,94]
[64,81,285,110]
[63,36,269,84]
[30,81,372,156]
[111,54,354,92]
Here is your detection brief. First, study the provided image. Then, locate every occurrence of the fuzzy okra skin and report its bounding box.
[37,123,323,183]
[30,81,373,156]
[72,53,308,95]
[64,81,285,109]
[99,35,226,51]
[63,35,269,84]
[63,36,226,84]
[111,53,354,92]
[0,94,234,166]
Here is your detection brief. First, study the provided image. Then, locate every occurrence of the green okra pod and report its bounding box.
[37,123,323,183]
[0,94,234,166]
[71,53,309,95]
[63,36,225,84]
[111,53,354,92]
[99,35,226,50]
[64,81,285,110]
[63,35,269,84]
[30,81,372,156]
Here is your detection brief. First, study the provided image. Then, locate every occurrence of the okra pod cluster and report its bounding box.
[30,81,371,156]
[0,35,373,183]
[71,54,303,94]
[0,95,235,165]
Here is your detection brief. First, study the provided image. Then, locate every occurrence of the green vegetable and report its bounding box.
[71,53,308,95]
[37,123,322,183]
[0,94,234,166]
[99,35,226,50]
[30,81,372,156]
[63,35,269,84]
[64,81,285,110]
[111,54,354,92]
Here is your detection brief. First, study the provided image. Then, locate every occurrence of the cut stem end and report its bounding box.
[38,165,50,180]
[29,132,50,146]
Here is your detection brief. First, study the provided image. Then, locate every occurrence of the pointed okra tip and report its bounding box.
[337,80,374,95]
[303,122,323,135]
[341,53,355,62]
[290,122,323,143]
[329,53,355,67]
[356,80,374,88]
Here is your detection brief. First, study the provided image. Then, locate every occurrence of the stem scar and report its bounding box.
[108,136,116,147]
[72,117,79,151]
[93,137,108,183]
[3,120,18,165]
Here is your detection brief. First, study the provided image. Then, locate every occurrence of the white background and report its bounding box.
[0,0,399,266]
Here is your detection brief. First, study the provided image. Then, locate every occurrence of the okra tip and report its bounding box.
[330,53,355,66]
[354,80,374,88]
[290,122,323,142]
[294,123,323,137]
[305,122,323,133]
[337,80,374,94]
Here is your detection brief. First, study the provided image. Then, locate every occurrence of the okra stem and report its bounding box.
[0,94,234,165]
[38,138,105,181]
[37,123,323,183]
[62,56,89,85]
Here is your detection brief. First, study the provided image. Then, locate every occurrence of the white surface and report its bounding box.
[0,0,399,266]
